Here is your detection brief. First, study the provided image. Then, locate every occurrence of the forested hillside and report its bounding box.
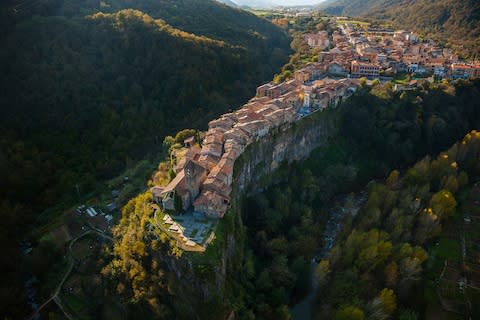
[232,79,480,319]
[320,0,480,57]
[0,1,290,317]
[216,0,239,7]
[314,130,480,319]
[0,1,289,224]
[103,79,480,319]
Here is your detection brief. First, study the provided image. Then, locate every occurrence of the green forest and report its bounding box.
[102,79,480,319]
[231,80,480,319]
[315,129,480,319]
[2,2,480,319]
[0,0,290,317]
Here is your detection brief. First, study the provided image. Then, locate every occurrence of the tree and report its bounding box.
[316,260,330,286]
[414,207,440,244]
[384,262,398,287]
[398,308,418,320]
[336,306,365,320]
[429,189,457,219]
[174,129,197,144]
[366,297,388,320]
[386,170,399,187]
[163,136,175,148]
[174,192,183,213]
[379,288,397,314]
[439,169,458,191]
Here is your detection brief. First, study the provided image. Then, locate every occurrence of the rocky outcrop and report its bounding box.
[234,108,339,194]
[160,108,339,318]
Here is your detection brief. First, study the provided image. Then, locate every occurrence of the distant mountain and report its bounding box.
[319,0,395,16]
[320,0,480,57]
[216,0,239,7]
[233,0,275,9]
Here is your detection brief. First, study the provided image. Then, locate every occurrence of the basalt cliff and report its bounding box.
[161,108,339,319]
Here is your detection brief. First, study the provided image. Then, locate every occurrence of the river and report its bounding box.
[290,193,366,320]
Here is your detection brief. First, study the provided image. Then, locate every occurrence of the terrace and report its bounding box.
[152,205,216,252]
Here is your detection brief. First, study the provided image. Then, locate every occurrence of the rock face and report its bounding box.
[235,108,339,194]
[162,109,339,318]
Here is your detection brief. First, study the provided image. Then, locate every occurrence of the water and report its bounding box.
[290,193,365,320]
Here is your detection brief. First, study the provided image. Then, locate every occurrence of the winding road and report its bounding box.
[26,229,113,320]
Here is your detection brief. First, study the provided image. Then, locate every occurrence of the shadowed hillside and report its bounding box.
[0,1,290,317]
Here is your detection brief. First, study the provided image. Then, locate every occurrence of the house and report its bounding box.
[193,190,229,218]
[376,53,388,64]
[155,160,207,211]
[278,90,302,110]
[175,145,201,173]
[305,31,330,49]
[224,128,249,146]
[151,186,165,204]
[393,30,410,41]
[356,45,378,62]
[209,117,235,131]
[106,202,117,212]
[198,154,220,171]
[407,63,426,75]
[235,120,270,138]
[327,62,347,76]
[350,60,380,78]
[450,64,480,79]
[425,62,446,76]
[256,83,272,97]
[294,69,312,83]
[184,136,195,148]
[303,86,312,107]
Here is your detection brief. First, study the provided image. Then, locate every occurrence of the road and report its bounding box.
[26,228,113,320]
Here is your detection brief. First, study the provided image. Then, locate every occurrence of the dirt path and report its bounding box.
[26,229,113,320]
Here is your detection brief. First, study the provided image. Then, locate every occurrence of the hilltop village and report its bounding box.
[149,20,480,249]
[152,75,359,220]
[302,23,480,80]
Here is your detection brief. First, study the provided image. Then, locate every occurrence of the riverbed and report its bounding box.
[290,193,366,319]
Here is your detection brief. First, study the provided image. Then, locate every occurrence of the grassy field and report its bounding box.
[63,293,90,319]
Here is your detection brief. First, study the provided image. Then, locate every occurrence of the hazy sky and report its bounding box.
[234,0,325,6]
[269,0,324,5]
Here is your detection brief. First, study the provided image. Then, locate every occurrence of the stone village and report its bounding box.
[149,20,480,250]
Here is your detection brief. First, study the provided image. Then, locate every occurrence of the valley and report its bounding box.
[1,2,480,320]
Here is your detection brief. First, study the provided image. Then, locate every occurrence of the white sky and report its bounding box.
[269,0,324,5]
[234,0,325,6]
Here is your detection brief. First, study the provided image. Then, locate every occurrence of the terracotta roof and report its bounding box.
[224,129,248,145]
[161,170,186,195]
[175,145,202,172]
[209,118,235,130]
[198,154,220,171]
[151,186,165,197]
[200,142,223,158]
[238,111,264,123]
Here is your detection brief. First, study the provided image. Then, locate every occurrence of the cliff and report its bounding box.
[164,108,339,318]
[234,108,340,194]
